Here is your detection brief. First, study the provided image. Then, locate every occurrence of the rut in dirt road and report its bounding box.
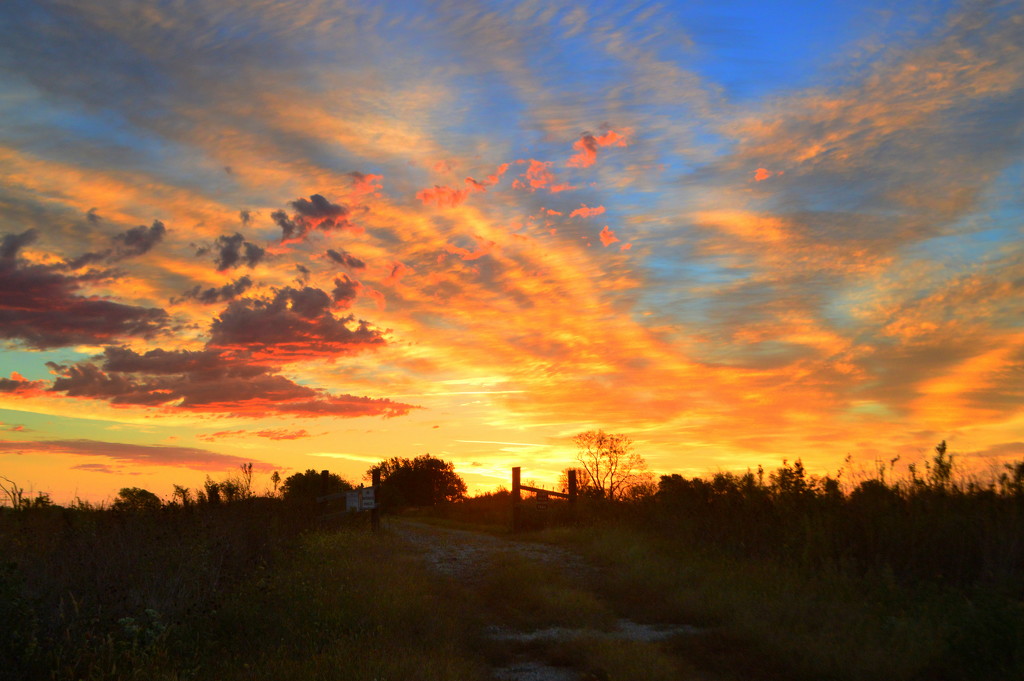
[388,519,707,681]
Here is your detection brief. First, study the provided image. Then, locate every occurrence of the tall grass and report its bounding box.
[650,454,1024,592]
[0,499,493,681]
[530,448,1024,681]
[188,529,489,681]
[0,498,311,680]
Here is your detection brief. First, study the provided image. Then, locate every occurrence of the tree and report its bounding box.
[369,454,466,507]
[572,430,647,500]
[237,462,254,498]
[280,469,353,503]
[171,484,193,507]
[0,475,24,509]
[558,466,597,497]
[112,487,162,512]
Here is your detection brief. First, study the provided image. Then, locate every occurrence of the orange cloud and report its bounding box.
[567,130,628,168]
[599,225,620,246]
[445,237,497,261]
[416,177,489,208]
[512,159,556,190]
[753,168,783,182]
[486,163,510,185]
[570,204,606,218]
[385,261,414,286]
[199,428,315,441]
[349,172,383,196]
[0,372,47,396]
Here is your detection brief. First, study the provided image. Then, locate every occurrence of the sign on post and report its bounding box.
[316,468,381,532]
[360,486,376,509]
[344,487,376,511]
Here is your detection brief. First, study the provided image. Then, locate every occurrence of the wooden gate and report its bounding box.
[511,467,576,532]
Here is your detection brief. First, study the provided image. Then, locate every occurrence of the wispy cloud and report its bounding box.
[0,438,274,472]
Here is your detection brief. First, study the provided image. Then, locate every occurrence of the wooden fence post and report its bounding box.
[512,466,522,533]
[568,469,577,506]
[371,468,381,532]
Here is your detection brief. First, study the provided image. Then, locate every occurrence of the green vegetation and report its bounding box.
[191,530,488,681]
[437,441,1024,680]
[3,443,1023,680]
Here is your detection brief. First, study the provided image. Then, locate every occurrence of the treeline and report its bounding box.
[646,443,1024,593]
[0,454,465,680]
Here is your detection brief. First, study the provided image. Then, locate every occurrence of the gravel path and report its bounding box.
[387,519,703,681]
[387,519,597,585]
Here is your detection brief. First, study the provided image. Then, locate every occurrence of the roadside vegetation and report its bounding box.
[437,439,1024,680]
[2,442,1023,680]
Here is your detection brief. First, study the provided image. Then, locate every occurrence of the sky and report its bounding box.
[1,0,1022,503]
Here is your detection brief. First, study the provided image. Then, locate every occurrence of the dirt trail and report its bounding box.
[388,519,596,584]
[388,519,703,681]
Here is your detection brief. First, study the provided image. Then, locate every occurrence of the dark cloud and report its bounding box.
[239,210,252,226]
[274,194,361,242]
[86,208,101,224]
[271,209,303,241]
[64,250,111,270]
[973,442,1024,459]
[113,219,166,258]
[0,231,169,349]
[47,345,413,419]
[0,228,37,259]
[291,194,347,221]
[0,374,44,393]
[65,220,167,269]
[326,248,366,270]
[331,275,360,308]
[0,438,276,472]
[100,345,234,375]
[49,362,142,400]
[72,463,117,473]
[209,286,385,358]
[209,232,265,271]
[177,276,253,304]
[295,264,311,285]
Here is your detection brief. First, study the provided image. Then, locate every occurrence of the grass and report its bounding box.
[0,503,492,681]
[5,447,1024,680]
[188,529,490,681]
[537,522,1024,681]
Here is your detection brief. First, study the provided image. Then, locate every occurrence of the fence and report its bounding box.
[511,466,576,532]
[316,469,380,531]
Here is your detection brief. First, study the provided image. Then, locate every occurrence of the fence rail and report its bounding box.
[511,466,576,532]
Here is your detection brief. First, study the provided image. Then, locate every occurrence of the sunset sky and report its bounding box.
[1,0,1022,503]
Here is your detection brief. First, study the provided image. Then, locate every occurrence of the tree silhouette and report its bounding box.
[572,430,647,500]
[281,469,353,503]
[369,454,466,507]
[112,487,161,512]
